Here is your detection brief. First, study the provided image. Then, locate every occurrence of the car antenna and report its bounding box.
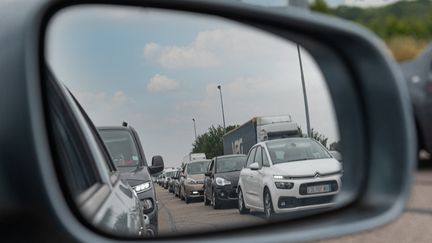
[122,121,128,127]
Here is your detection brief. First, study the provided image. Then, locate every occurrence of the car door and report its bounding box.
[47,77,144,237]
[241,147,256,206]
[248,146,264,208]
[205,159,214,199]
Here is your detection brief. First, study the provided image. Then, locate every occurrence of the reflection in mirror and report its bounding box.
[46,5,344,238]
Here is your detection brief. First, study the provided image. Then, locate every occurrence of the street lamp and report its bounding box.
[192,118,197,141]
[217,85,226,132]
[297,43,311,137]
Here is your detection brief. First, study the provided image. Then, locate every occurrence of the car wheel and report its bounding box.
[204,189,210,206]
[238,188,249,214]
[212,191,221,209]
[264,189,274,221]
[185,195,190,204]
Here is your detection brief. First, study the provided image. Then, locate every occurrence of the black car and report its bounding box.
[98,125,164,236]
[400,45,432,157]
[203,155,246,209]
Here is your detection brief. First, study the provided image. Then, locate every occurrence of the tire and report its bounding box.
[212,190,221,209]
[238,188,249,214]
[264,189,274,221]
[185,195,190,204]
[204,189,210,206]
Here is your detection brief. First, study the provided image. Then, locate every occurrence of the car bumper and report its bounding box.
[137,189,158,232]
[214,185,238,202]
[270,176,341,214]
[184,184,204,198]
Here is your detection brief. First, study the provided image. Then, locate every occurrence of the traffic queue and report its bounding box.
[156,116,342,220]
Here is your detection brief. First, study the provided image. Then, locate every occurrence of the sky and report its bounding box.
[46,5,339,168]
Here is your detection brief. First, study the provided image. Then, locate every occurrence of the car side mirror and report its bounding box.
[205,171,212,177]
[149,155,164,175]
[248,162,259,170]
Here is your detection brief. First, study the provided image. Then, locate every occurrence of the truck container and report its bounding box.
[223,115,301,155]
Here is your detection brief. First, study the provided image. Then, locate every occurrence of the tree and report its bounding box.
[310,128,328,149]
[310,0,331,14]
[192,125,238,159]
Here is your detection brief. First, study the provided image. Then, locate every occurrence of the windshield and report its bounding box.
[216,156,246,173]
[165,171,176,178]
[266,139,331,164]
[99,130,140,168]
[187,161,210,175]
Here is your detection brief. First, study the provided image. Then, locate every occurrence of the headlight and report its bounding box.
[133,182,151,193]
[273,175,284,179]
[215,177,231,186]
[186,178,197,184]
[275,182,294,189]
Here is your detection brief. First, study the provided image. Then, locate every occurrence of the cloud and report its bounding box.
[144,42,218,69]
[143,28,295,69]
[74,89,131,112]
[147,74,179,92]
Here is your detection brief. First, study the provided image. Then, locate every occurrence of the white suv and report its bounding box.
[237,138,342,219]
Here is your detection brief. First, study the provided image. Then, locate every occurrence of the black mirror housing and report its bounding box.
[149,155,164,175]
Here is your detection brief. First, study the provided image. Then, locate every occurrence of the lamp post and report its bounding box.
[217,85,226,132]
[192,118,197,141]
[297,44,311,137]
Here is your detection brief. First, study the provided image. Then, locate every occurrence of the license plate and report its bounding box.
[307,184,331,194]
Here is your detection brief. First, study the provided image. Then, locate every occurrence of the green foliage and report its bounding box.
[310,128,328,149]
[310,0,432,41]
[310,0,331,14]
[192,125,238,159]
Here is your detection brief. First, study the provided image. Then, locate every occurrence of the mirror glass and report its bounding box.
[45,5,348,238]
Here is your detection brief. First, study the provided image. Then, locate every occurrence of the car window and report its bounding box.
[208,160,214,172]
[186,161,210,174]
[254,146,263,168]
[246,147,256,167]
[262,149,270,167]
[215,156,246,173]
[266,138,332,164]
[99,130,140,170]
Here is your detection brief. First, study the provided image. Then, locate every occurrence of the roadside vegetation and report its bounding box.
[311,0,432,62]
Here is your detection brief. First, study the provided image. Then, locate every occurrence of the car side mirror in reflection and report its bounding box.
[149,155,164,175]
[249,163,259,170]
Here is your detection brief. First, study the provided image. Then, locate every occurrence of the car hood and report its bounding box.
[118,167,151,187]
[271,158,341,177]
[215,171,241,183]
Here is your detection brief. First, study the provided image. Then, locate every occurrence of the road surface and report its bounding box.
[157,170,432,241]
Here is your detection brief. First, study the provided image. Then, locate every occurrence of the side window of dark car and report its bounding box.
[208,160,214,172]
[246,147,256,167]
[255,146,263,168]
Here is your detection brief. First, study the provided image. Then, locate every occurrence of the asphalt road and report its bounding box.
[156,185,264,236]
[157,170,432,241]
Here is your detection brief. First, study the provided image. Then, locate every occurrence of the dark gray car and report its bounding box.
[98,125,164,236]
[204,155,246,209]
